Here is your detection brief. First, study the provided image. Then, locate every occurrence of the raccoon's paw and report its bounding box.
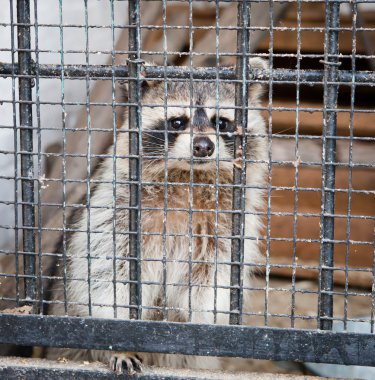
[109,353,143,376]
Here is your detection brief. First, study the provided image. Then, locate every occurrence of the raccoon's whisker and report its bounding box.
[142,140,166,147]
[142,145,165,152]
[142,136,166,144]
[143,152,165,159]
[142,132,167,143]
[143,131,187,143]
[143,143,169,152]
[142,147,165,154]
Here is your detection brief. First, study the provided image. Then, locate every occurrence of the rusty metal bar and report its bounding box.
[229,0,251,325]
[319,0,341,331]
[1,63,374,83]
[127,0,142,320]
[17,0,37,311]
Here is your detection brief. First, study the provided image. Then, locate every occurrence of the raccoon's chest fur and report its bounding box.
[139,181,233,322]
[142,182,232,258]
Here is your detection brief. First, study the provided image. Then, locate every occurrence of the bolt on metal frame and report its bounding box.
[0,0,375,374]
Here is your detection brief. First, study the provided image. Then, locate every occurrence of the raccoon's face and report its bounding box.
[125,59,267,175]
[141,85,237,172]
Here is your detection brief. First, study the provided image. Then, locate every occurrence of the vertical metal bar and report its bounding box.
[128,0,142,320]
[33,0,42,314]
[213,0,221,325]
[58,0,68,315]
[110,0,118,319]
[187,0,194,323]
[291,0,302,328]
[319,0,340,331]
[83,0,92,317]
[10,0,20,307]
[343,0,357,331]
[264,0,275,328]
[161,0,168,321]
[17,0,36,308]
[230,0,250,325]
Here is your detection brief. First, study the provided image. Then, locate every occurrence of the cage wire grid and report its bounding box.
[0,0,375,370]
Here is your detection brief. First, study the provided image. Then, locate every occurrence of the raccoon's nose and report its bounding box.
[193,137,215,158]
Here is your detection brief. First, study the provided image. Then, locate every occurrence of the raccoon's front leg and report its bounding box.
[90,349,144,375]
[109,352,143,375]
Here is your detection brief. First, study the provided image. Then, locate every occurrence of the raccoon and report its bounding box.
[46,58,268,375]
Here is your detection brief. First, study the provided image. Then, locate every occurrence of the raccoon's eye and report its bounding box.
[168,117,187,130]
[213,117,232,132]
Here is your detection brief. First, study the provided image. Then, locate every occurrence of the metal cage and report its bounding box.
[0,0,375,377]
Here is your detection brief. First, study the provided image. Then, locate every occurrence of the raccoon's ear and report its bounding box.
[140,61,163,92]
[248,57,268,103]
[221,58,268,103]
[119,61,162,101]
[118,79,161,102]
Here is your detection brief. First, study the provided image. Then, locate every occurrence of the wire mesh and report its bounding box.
[0,0,375,370]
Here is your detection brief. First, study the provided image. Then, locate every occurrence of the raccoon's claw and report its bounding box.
[110,353,142,376]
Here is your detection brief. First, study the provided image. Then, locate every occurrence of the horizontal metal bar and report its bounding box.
[1,62,375,83]
[1,314,375,366]
[0,357,319,380]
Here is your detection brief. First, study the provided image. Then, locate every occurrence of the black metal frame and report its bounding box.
[3,313,375,366]
[16,0,37,313]
[1,0,375,374]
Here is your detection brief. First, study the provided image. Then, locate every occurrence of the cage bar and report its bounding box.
[160,0,168,322]
[187,0,194,323]
[33,0,43,315]
[2,314,375,367]
[83,0,93,317]
[213,0,221,325]
[57,0,68,315]
[343,0,357,332]
[290,0,302,329]
[127,0,142,320]
[9,0,20,307]
[319,0,341,331]
[0,0,374,373]
[110,0,118,319]
[1,63,375,84]
[16,0,37,310]
[229,0,251,325]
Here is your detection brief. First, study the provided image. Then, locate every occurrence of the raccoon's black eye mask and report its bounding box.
[141,118,180,156]
[211,116,235,134]
[167,116,235,133]
[142,115,236,157]
[168,116,188,131]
